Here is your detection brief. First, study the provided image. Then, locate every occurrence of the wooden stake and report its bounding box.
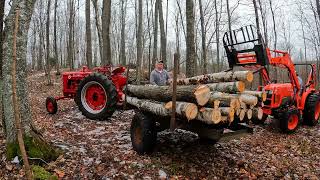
[170,53,179,131]
[12,9,32,180]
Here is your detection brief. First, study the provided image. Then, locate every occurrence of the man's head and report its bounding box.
[155,60,164,71]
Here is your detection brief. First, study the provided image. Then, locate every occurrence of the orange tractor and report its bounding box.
[223,25,320,133]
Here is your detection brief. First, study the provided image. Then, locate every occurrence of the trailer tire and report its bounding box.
[46,97,58,114]
[75,73,117,120]
[303,93,320,126]
[280,108,299,133]
[130,112,157,155]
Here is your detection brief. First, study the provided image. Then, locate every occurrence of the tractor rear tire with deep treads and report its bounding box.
[303,93,320,126]
[75,73,117,120]
[46,96,58,114]
[280,109,299,133]
[130,111,157,155]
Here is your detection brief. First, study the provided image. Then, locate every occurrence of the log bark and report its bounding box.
[127,84,211,106]
[252,107,264,120]
[165,101,198,120]
[196,107,221,124]
[238,94,258,106]
[176,71,254,85]
[206,81,245,93]
[208,92,240,109]
[126,96,170,116]
[243,90,267,102]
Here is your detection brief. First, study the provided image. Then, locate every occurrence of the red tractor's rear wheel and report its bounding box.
[46,97,58,114]
[280,109,299,133]
[303,94,320,126]
[75,73,117,120]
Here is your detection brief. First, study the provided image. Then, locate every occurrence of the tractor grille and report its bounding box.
[264,91,273,106]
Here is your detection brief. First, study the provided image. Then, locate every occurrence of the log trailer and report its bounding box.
[223,25,320,133]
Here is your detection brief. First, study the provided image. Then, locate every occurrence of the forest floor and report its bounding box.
[1,70,320,179]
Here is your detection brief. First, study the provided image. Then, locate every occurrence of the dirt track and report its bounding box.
[0,71,320,179]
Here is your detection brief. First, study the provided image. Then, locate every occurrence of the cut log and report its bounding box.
[243,90,267,102]
[239,109,246,121]
[196,108,222,124]
[165,101,198,120]
[126,96,170,116]
[238,94,258,106]
[127,84,211,106]
[206,81,245,93]
[240,102,247,110]
[175,71,254,85]
[213,100,220,109]
[247,109,253,120]
[220,107,235,122]
[252,107,264,120]
[208,92,241,109]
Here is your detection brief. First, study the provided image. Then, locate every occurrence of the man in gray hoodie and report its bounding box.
[150,60,170,86]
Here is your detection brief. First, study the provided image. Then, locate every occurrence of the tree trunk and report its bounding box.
[54,0,60,75]
[119,0,127,65]
[175,71,253,85]
[215,0,220,72]
[102,0,112,65]
[136,0,143,84]
[92,0,103,63]
[164,101,198,120]
[46,0,52,85]
[199,0,207,74]
[186,0,196,77]
[226,0,232,32]
[152,0,159,67]
[316,0,320,21]
[127,84,211,106]
[86,0,93,68]
[2,0,59,163]
[252,0,262,43]
[206,81,245,93]
[158,0,166,64]
[243,90,266,102]
[0,0,5,125]
[67,0,75,69]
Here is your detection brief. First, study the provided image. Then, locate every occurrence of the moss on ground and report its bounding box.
[32,165,58,180]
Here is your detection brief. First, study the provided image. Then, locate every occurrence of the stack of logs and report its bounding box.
[126,70,266,126]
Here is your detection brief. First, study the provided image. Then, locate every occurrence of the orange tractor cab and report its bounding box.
[223,25,320,133]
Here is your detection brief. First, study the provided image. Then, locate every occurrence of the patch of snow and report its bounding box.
[11,156,20,164]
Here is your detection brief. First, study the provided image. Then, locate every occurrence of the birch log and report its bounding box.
[247,108,253,120]
[208,92,240,109]
[196,108,222,124]
[165,101,198,120]
[238,94,258,106]
[126,96,170,116]
[175,71,254,85]
[206,81,245,93]
[127,84,211,106]
[243,90,267,102]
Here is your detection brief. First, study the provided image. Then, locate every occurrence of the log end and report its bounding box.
[247,109,253,120]
[261,91,267,102]
[164,101,172,109]
[212,109,222,124]
[246,71,254,82]
[185,103,198,120]
[194,85,211,106]
[237,81,246,92]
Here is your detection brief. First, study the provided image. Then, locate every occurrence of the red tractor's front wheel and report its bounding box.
[75,73,117,120]
[303,94,320,126]
[46,97,58,114]
[280,109,299,133]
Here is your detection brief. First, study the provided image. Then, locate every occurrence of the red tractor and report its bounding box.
[45,65,127,120]
[223,25,320,133]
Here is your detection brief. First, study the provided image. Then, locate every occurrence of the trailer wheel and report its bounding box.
[46,97,58,114]
[75,73,117,120]
[303,94,320,126]
[280,109,299,133]
[130,112,157,155]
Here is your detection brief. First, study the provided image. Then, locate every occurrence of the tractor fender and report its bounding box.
[300,89,316,110]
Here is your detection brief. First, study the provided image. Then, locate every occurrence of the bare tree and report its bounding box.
[92,0,103,63]
[54,0,60,74]
[215,0,220,72]
[86,0,93,68]
[67,0,75,69]
[120,0,127,65]
[102,0,112,65]
[136,0,143,83]
[317,0,320,21]
[158,0,167,64]
[199,0,207,74]
[186,0,196,77]
[152,0,159,66]
[0,0,5,129]
[46,0,52,85]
